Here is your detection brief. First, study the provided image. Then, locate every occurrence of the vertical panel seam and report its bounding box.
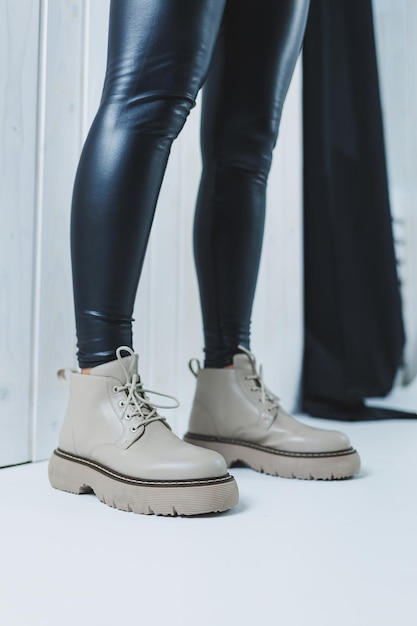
[30,0,48,461]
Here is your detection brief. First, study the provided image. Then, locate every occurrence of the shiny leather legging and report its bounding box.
[71,0,310,368]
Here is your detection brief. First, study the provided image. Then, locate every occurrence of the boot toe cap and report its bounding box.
[179,442,228,479]
[270,419,355,454]
[135,425,229,480]
[298,427,353,453]
[141,442,228,480]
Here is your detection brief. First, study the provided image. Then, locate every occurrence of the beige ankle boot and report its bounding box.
[184,347,360,480]
[49,346,238,515]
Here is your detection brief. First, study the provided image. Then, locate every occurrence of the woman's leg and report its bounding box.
[71,0,226,368]
[194,0,310,367]
[187,0,360,482]
[50,0,240,516]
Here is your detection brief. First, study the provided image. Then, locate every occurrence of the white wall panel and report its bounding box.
[83,0,110,130]
[0,0,39,467]
[373,0,417,384]
[32,0,84,460]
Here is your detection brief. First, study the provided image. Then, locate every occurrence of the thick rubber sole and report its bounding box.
[48,448,239,516]
[184,433,361,480]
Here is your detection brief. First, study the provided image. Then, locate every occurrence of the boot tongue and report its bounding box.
[90,354,138,384]
[233,353,256,373]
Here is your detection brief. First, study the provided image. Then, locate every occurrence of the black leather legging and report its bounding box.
[71,0,310,368]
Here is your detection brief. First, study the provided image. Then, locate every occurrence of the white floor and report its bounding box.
[1,414,416,626]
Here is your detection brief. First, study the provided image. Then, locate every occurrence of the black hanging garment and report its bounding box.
[301,0,415,420]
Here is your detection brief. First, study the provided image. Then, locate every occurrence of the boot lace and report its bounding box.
[238,345,280,414]
[114,346,179,434]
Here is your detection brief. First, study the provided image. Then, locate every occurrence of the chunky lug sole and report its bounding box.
[48,448,238,516]
[184,433,360,480]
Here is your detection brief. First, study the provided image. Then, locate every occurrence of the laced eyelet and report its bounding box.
[113,386,119,393]
[131,426,138,432]
[125,414,131,420]
[119,400,125,407]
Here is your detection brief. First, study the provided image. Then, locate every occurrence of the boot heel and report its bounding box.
[48,450,93,495]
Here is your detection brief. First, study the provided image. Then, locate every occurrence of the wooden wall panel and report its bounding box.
[0,0,40,467]
[31,0,84,460]
[373,0,417,384]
